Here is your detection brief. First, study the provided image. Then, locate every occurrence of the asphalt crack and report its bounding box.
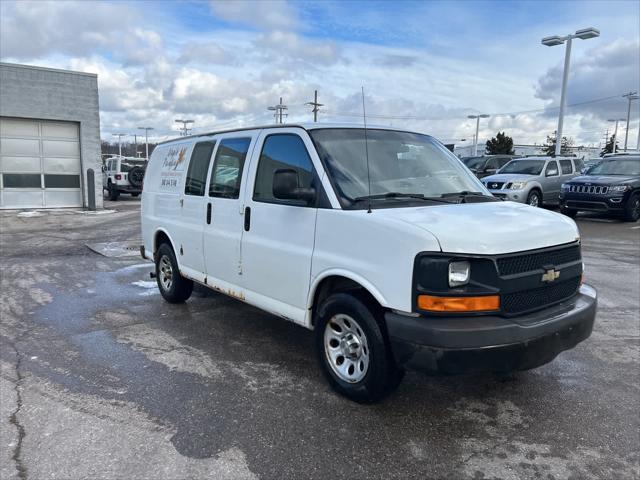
[8,340,28,480]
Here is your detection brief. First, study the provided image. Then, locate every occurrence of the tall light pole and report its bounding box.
[541,27,600,156]
[112,133,126,157]
[175,119,194,136]
[467,114,490,156]
[608,118,626,154]
[138,126,154,159]
[622,92,638,151]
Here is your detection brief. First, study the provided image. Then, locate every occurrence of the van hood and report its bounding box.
[375,201,579,255]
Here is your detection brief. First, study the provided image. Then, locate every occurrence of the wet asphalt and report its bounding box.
[1,197,638,480]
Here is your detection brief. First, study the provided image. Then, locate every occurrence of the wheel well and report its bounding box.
[154,231,172,258]
[311,275,380,326]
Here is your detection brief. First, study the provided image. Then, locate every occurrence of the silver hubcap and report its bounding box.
[324,314,370,383]
[529,194,539,207]
[159,255,173,291]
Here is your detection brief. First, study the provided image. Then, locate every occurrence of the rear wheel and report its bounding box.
[155,243,193,303]
[315,292,404,403]
[108,181,119,201]
[623,193,640,222]
[560,206,578,218]
[526,189,541,207]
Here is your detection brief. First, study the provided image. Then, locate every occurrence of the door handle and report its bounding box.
[244,206,251,231]
[206,202,212,224]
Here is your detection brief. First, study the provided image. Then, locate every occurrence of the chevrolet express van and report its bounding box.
[141,124,597,403]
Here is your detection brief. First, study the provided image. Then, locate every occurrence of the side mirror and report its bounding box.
[546,168,559,177]
[273,169,316,204]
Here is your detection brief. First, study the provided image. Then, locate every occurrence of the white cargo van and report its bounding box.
[141,124,597,403]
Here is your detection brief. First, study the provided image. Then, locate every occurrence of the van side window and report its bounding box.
[253,134,316,206]
[560,159,573,174]
[209,138,251,199]
[185,141,215,196]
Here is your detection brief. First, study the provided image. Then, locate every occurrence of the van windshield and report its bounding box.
[309,129,488,208]
[499,159,545,175]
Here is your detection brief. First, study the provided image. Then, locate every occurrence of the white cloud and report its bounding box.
[210,0,299,31]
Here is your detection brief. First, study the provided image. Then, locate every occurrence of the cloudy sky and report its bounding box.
[1,0,639,148]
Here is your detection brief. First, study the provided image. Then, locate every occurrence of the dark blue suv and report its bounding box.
[559,155,640,222]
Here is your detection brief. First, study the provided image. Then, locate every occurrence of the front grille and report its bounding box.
[502,277,581,315]
[496,245,581,276]
[569,185,609,194]
[486,181,504,190]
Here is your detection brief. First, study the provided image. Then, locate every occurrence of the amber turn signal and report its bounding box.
[417,294,500,312]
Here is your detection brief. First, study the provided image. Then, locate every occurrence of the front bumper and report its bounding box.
[487,188,527,203]
[385,284,597,374]
[560,193,626,213]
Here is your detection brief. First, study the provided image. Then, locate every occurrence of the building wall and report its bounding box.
[0,62,102,208]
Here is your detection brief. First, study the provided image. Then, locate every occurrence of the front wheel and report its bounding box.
[315,293,404,403]
[155,243,193,303]
[526,190,541,207]
[623,193,640,222]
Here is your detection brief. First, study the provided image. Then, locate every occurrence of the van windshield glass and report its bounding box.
[309,129,487,208]
[499,160,545,175]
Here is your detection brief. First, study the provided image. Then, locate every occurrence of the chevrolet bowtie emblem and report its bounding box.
[541,268,560,283]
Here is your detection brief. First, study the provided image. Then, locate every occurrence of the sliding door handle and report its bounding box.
[206,202,212,224]
[244,206,251,231]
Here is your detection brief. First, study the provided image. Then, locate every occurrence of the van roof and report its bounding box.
[157,122,425,146]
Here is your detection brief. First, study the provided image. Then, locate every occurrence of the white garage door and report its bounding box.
[0,117,82,209]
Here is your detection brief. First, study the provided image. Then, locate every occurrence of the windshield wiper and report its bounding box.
[439,191,497,203]
[353,192,454,204]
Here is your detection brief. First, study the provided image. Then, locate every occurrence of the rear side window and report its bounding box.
[560,159,573,174]
[185,141,215,196]
[209,138,251,199]
[253,134,315,206]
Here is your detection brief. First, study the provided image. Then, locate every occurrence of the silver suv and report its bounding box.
[102,156,147,201]
[482,156,581,207]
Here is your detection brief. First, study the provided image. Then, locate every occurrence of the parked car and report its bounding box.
[482,156,581,207]
[103,156,147,200]
[141,124,597,403]
[559,155,640,222]
[461,155,518,179]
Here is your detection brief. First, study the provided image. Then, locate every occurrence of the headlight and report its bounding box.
[510,181,527,190]
[449,261,470,287]
[610,185,631,192]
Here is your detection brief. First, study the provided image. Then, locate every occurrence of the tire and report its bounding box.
[155,243,193,303]
[560,206,578,218]
[315,292,404,403]
[108,181,119,201]
[526,189,542,207]
[128,166,145,188]
[131,193,139,198]
[623,193,640,222]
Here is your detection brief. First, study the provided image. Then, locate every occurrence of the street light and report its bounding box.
[468,114,490,156]
[138,127,154,159]
[608,118,626,154]
[622,92,638,151]
[112,133,126,157]
[541,27,600,156]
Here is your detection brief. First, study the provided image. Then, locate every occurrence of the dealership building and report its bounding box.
[0,62,102,209]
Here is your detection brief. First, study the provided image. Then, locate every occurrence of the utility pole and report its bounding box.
[112,133,126,157]
[138,127,154,159]
[267,97,288,124]
[305,90,324,122]
[622,91,638,151]
[133,134,138,157]
[175,119,194,136]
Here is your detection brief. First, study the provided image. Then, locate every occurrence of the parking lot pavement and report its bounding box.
[1,203,638,480]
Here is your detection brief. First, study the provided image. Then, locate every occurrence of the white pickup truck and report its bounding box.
[141,124,597,403]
